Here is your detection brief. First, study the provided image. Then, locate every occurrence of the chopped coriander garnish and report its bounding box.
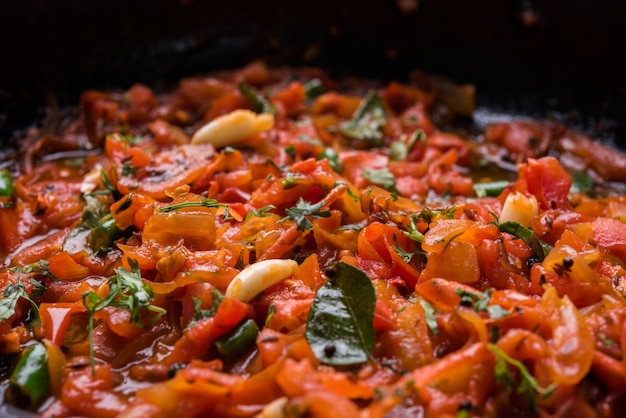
[283,198,332,231]
[82,259,166,374]
[570,170,594,194]
[159,198,221,213]
[121,161,136,177]
[390,129,426,161]
[340,91,387,147]
[191,288,224,323]
[488,343,556,411]
[419,299,439,335]
[285,144,296,159]
[281,174,298,189]
[245,205,276,221]
[318,147,342,173]
[0,278,45,324]
[403,213,425,243]
[598,333,616,347]
[391,234,418,263]
[455,288,510,319]
[334,223,364,232]
[8,260,54,279]
[362,167,399,194]
[490,217,552,261]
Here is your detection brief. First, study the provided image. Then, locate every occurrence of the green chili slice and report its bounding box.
[0,169,15,197]
[9,342,50,409]
[214,319,259,363]
[90,215,121,254]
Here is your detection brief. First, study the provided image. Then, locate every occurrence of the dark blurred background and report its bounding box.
[1,0,625,148]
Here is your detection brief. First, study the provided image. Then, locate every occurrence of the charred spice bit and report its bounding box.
[324,343,337,358]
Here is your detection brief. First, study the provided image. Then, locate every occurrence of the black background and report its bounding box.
[1,0,625,148]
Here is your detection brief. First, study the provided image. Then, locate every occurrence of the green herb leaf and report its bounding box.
[390,129,426,161]
[239,81,277,115]
[265,302,276,327]
[191,288,224,324]
[570,170,594,194]
[599,333,616,347]
[335,223,364,232]
[391,234,418,263]
[494,221,552,261]
[402,213,425,243]
[362,167,398,194]
[159,198,221,213]
[245,205,276,221]
[121,161,136,177]
[285,144,296,159]
[488,343,556,412]
[340,91,387,147]
[90,215,122,254]
[298,135,324,146]
[0,278,45,324]
[306,262,376,365]
[9,260,54,280]
[100,169,118,196]
[455,288,509,319]
[0,286,24,323]
[281,174,298,189]
[283,198,332,231]
[318,147,342,173]
[419,299,439,335]
[82,259,166,374]
[64,195,112,254]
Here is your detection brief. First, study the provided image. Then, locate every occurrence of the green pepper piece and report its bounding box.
[90,215,121,254]
[473,180,510,198]
[238,81,277,115]
[0,169,15,197]
[9,342,50,409]
[318,147,342,173]
[214,319,259,363]
[304,79,325,99]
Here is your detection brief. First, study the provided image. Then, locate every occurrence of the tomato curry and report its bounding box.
[2,62,626,417]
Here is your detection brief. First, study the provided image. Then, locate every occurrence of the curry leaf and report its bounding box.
[306,262,376,365]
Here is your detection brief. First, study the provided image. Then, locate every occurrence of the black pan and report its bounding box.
[1,0,626,151]
[0,0,625,416]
